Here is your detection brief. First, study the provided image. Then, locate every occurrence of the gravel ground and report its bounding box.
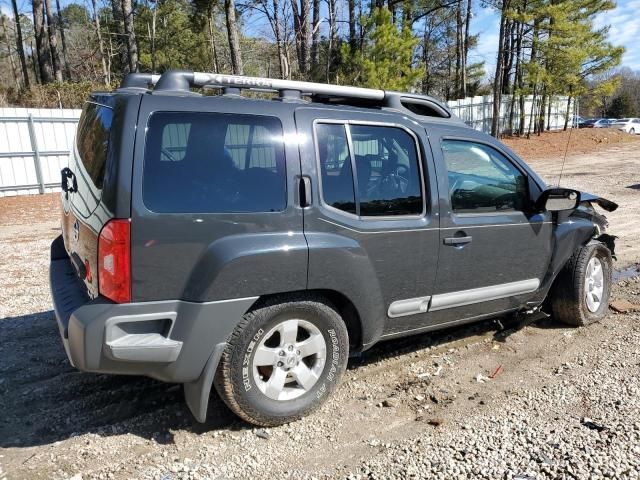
[0,141,639,480]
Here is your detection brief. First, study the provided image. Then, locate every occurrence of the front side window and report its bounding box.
[316,122,424,217]
[144,112,286,213]
[442,140,528,213]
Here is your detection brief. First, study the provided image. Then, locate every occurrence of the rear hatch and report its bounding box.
[60,100,115,298]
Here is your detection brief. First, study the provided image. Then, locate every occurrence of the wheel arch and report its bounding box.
[250,289,364,353]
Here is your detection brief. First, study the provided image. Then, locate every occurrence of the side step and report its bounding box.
[105,333,183,363]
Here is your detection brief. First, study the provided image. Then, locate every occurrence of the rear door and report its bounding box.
[130,95,307,302]
[428,128,554,324]
[295,107,440,337]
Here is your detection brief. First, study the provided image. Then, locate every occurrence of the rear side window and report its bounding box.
[316,122,424,217]
[144,112,286,213]
[76,102,113,190]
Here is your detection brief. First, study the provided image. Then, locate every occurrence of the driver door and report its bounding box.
[429,132,554,324]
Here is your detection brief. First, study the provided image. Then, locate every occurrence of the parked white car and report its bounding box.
[613,118,640,134]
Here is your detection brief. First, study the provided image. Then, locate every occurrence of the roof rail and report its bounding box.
[121,70,452,118]
[119,72,161,90]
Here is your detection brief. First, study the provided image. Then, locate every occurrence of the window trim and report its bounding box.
[313,118,427,221]
[142,110,288,215]
[440,136,531,216]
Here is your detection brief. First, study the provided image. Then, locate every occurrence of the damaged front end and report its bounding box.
[573,191,618,259]
[525,190,618,308]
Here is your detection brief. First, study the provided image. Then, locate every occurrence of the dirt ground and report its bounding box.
[0,135,639,480]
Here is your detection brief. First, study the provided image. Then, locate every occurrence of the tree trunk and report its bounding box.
[348,0,356,52]
[55,0,71,80]
[273,0,287,78]
[291,0,310,75]
[310,0,320,69]
[11,0,30,89]
[491,0,509,137]
[224,0,243,74]
[455,0,463,98]
[121,0,138,72]
[207,3,220,73]
[43,0,63,82]
[91,0,109,85]
[110,0,128,74]
[1,16,21,89]
[33,0,53,83]
[327,0,337,81]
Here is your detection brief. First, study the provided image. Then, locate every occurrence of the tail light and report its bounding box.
[98,219,131,303]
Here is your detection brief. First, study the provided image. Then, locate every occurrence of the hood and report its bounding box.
[580,191,618,212]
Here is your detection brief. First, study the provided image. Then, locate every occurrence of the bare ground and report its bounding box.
[0,139,639,480]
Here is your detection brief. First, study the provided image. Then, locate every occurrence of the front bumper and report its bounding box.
[49,236,258,384]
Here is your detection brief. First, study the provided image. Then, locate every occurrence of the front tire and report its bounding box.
[214,296,349,427]
[549,242,612,326]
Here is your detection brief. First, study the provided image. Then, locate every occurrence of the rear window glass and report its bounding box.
[76,102,113,190]
[144,112,286,213]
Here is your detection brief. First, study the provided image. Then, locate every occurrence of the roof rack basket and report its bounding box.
[119,70,452,119]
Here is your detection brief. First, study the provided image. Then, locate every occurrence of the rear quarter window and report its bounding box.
[143,112,287,213]
[76,102,113,191]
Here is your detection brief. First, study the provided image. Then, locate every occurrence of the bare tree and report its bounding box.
[110,0,129,74]
[121,0,138,72]
[1,15,21,89]
[206,1,220,73]
[92,0,110,85]
[44,0,63,81]
[11,0,30,88]
[291,0,310,74]
[310,0,320,69]
[225,0,243,74]
[32,0,53,83]
[55,0,71,80]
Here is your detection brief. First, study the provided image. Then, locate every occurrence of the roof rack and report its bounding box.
[119,70,452,119]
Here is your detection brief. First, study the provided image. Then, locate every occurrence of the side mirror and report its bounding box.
[536,188,580,212]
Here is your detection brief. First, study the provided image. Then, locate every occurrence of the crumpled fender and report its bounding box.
[580,191,618,212]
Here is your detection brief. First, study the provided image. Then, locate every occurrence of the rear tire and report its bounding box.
[214,295,349,427]
[549,242,612,326]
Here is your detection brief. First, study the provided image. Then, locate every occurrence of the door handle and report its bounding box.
[299,176,312,207]
[443,235,473,246]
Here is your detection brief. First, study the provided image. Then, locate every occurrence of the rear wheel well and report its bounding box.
[250,290,363,352]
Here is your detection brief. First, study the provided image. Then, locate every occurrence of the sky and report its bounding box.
[470,0,640,76]
[2,0,639,76]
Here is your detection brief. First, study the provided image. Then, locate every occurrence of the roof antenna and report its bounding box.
[557,111,575,187]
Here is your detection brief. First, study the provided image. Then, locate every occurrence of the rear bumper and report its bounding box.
[49,236,258,384]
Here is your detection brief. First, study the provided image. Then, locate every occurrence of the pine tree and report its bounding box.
[343,7,419,91]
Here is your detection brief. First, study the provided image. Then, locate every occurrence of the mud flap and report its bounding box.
[183,342,227,423]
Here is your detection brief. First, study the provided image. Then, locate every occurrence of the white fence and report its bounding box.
[0,108,81,197]
[447,95,575,134]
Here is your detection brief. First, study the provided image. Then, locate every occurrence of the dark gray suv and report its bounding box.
[50,70,617,427]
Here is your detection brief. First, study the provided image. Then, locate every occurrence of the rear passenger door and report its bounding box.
[295,108,440,340]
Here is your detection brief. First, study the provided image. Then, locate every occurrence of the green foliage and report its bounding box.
[607,92,635,117]
[340,8,419,91]
[135,0,211,73]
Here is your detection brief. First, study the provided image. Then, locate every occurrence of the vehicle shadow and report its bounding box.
[0,309,562,449]
[0,311,244,449]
